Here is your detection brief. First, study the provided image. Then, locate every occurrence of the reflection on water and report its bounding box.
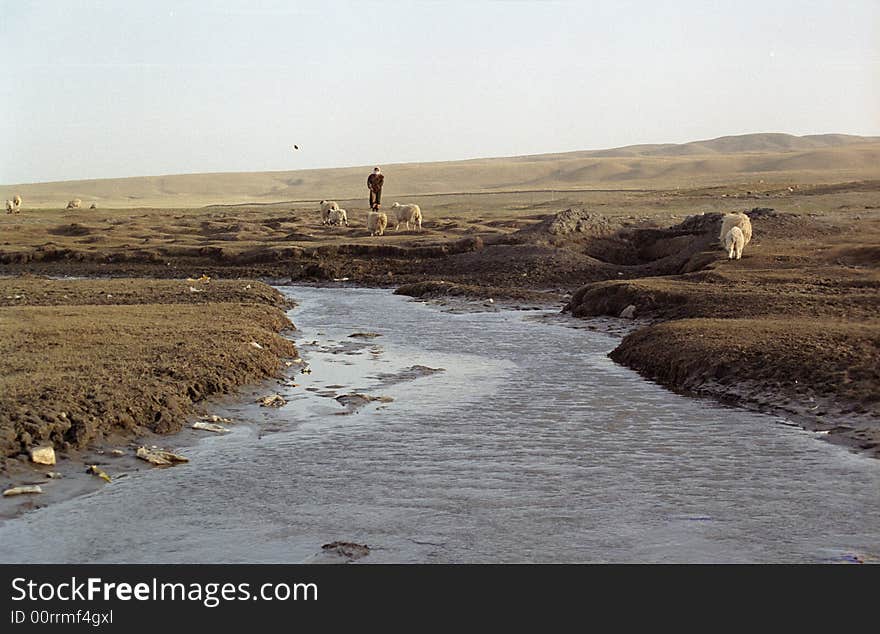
[1,286,878,563]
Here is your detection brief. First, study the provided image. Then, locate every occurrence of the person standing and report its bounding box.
[367,167,384,211]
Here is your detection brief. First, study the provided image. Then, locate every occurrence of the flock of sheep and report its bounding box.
[319,200,752,258]
[318,200,422,237]
[5,192,752,259]
[5,196,97,213]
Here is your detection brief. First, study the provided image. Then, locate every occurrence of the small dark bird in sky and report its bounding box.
[293,145,300,150]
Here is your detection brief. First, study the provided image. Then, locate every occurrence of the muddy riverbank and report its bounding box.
[559,209,880,456]
[0,278,298,470]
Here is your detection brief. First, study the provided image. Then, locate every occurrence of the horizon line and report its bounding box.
[3,130,879,188]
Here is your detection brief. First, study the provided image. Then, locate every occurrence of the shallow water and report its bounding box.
[1,286,878,563]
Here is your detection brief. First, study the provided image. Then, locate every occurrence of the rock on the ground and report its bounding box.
[619,304,637,319]
[321,541,370,561]
[29,445,56,465]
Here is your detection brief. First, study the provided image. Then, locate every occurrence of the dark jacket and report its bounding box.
[367,173,384,192]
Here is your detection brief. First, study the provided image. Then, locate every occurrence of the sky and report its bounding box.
[1,0,878,184]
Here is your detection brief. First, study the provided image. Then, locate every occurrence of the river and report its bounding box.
[1,286,877,563]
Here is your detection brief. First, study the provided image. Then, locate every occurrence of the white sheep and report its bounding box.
[719,212,752,260]
[5,200,14,214]
[724,226,745,259]
[13,194,22,209]
[324,208,349,226]
[367,211,388,237]
[319,200,340,223]
[719,212,752,245]
[390,202,422,231]
[66,198,82,209]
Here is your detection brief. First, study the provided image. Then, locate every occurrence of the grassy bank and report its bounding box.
[0,278,297,466]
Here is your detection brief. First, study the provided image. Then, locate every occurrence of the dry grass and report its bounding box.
[0,279,297,461]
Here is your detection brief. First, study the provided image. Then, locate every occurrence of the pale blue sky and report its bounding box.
[1,0,878,184]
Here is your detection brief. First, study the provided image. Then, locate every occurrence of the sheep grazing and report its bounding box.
[719,212,752,260]
[89,203,97,209]
[319,200,340,223]
[367,211,388,237]
[6,195,22,214]
[324,208,349,227]
[724,226,745,259]
[66,198,83,209]
[390,202,422,231]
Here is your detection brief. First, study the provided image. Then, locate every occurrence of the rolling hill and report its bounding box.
[3,133,879,208]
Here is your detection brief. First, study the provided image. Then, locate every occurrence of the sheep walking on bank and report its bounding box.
[319,200,340,224]
[5,200,14,214]
[367,211,388,237]
[66,198,82,209]
[323,208,349,227]
[719,212,752,260]
[390,202,422,231]
[13,194,22,209]
[724,226,745,259]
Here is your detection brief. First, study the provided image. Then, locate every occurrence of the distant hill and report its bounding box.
[3,133,879,208]
[528,133,879,159]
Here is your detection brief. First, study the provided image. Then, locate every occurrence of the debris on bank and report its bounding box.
[136,446,190,466]
[3,485,43,497]
[258,394,287,408]
[192,421,230,433]
[86,465,111,482]
[201,414,233,424]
